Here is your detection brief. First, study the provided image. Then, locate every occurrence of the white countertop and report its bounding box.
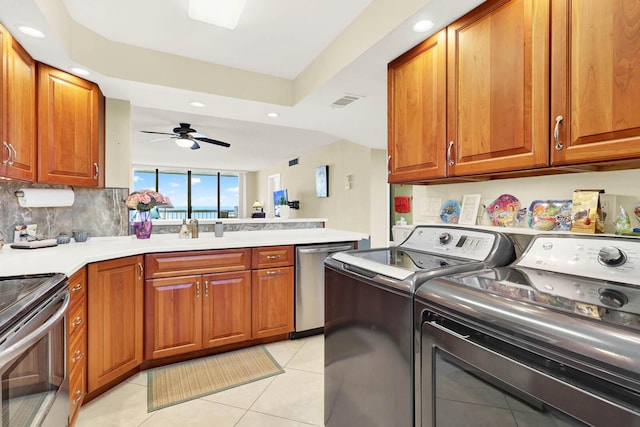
[0,228,369,277]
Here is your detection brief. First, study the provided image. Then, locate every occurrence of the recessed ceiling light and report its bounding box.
[188,0,247,30]
[71,67,90,76]
[189,101,206,108]
[413,20,434,33]
[18,26,44,38]
[267,112,279,118]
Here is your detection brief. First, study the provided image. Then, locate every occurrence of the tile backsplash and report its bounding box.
[0,182,129,243]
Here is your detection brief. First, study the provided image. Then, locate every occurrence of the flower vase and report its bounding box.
[133,210,153,239]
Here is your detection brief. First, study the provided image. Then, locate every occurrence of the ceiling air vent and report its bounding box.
[331,94,362,108]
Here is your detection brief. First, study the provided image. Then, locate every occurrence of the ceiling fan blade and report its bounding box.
[194,136,231,148]
[145,137,177,143]
[140,130,177,136]
[190,141,201,150]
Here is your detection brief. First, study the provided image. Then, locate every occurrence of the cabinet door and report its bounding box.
[251,266,294,339]
[202,271,251,348]
[551,0,640,165]
[447,0,550,176]
[145,275,202,359]
[388,30,447,182]
[37,63,104,187]
[87,255,143,392]
[0,25,37,181]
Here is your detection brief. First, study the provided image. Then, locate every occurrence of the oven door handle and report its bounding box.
[0,290,70,370]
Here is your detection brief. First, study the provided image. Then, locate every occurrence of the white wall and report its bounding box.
[252,140,388,247]
[410,169,640,233]
[104,98,131,188]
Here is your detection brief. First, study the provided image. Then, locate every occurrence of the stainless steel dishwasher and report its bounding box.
[293,242,354,339]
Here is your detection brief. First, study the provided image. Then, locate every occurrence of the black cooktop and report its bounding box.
[0,273,68,335]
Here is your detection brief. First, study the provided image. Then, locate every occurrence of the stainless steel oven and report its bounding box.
[415,234,640,426]
[0,274,70,427]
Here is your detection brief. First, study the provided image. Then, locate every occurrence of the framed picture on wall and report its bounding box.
[316,165,329,198]
[459,194,482,225]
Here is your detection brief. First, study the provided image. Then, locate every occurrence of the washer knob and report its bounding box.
[438,233,452,245]
[599,289,628,308]
[597,247,626,266]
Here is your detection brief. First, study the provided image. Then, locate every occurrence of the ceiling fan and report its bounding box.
[141,123,231,150]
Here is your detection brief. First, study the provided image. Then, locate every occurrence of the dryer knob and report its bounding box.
[599,289,628,309]
[597,247,626,267]
[439,233,452,245]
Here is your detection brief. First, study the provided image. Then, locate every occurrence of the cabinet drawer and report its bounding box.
[68,268,87,307]
[67,297,86,341]
[68,325,86,374]
[252,246,294,269]
[68,361,85,426]
[145,249,251,279]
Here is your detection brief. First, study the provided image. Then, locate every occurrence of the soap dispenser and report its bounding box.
[189,219,199,238]
[179,218,190,238]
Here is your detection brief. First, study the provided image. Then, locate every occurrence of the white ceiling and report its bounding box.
[0,0,485,172]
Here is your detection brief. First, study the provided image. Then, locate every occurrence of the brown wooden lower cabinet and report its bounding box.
[145,270,252,359]
[251,266,294,339]
[87,255,144,393]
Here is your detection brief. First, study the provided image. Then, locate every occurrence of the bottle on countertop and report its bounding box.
[189,219,199,238]
[214,221,223,237]
[179,218,190,238]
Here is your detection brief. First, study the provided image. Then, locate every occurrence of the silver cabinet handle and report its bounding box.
[196,281,200,298]
[447,141,455,166]
[93,162,99,180]
[72,349,83,363]
[71,283,83,293]
[9,144,16,166]
[266,270,281,275]
[137,262,143,280]
[205,280,209,297]
[72,389,82,406]
[266,255,282,260]
[554,115,564,150]
[71,316,83,328]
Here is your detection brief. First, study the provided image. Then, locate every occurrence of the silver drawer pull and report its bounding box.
[72,389,82,406]
[72,350,83,363]
[71,283,83,292]
[266,270,281,275]
[72,316,83,328]
[266,255,282,260]
[554,115,564,150]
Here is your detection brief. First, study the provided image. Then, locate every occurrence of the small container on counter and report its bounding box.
[179,219,190,238]
[214,221,223,237]
[189,219,199,238]
[74,231,88,243]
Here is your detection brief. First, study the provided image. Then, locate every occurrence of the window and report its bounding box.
[132,168,240,220]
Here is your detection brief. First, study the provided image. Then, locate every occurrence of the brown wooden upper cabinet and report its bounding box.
[389,0,639,183]
[550,0,640,165]
[388,30,447,182]
[0,24,37,181]
[37,64,105,187]
[447,0,549,176]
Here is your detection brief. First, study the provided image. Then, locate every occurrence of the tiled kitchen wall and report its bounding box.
[0,182,129,243]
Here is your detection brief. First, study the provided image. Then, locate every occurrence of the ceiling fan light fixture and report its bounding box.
[175,137,194,148]
[188,0,247,30]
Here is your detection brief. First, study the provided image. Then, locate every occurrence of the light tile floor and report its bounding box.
[75,335,324,427]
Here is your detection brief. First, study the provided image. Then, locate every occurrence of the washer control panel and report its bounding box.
[516,235,640,286]
[400,226,497,261]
